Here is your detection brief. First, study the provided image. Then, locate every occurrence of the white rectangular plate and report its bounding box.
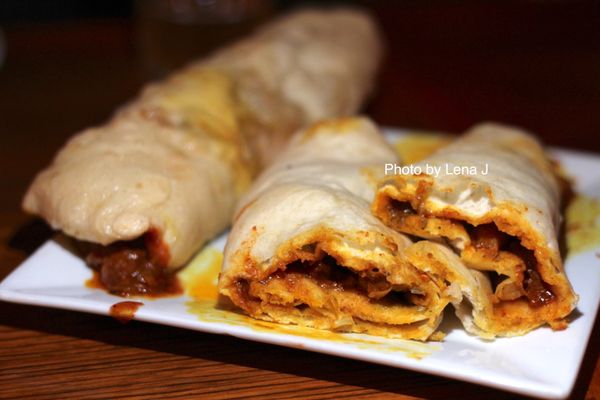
[2,129,599,399]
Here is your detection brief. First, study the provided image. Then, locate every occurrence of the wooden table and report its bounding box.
[1,3,600,399]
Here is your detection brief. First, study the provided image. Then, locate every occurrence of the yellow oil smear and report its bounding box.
[186,299,439,359]
[177,246,224,300]
[300,117,363,142]
[154,67,254,195]
[158,67,239,141]
[566,194,600,255]
[394,132,453,164]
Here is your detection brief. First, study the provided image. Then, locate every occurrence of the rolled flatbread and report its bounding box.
[219,117,498,340]
[22,9,382,295]
[372,122,578,335]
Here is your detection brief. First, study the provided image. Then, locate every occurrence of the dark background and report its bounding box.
[1,0,599,150]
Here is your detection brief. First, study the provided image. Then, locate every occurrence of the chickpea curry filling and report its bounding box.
[385,199,555,307]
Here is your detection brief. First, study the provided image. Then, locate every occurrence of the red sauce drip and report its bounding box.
[109,301,144,323]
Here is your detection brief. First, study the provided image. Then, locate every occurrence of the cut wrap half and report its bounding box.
[373,122,578,335]
[219,118,498,340]
[22,9,382,296]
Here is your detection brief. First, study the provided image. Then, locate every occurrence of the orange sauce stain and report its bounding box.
[85,272,103,289]
[394,132,453,164]
[185,299,438,359]
[109,301,144,323]
[566,195,600,256]
[177,247,223,301]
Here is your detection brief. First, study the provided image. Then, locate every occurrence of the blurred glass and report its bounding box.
[136,0,273,78]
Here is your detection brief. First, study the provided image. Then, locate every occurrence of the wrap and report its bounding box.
[373,122,578,335]
[22,9,382,295]
[219,118,498,340]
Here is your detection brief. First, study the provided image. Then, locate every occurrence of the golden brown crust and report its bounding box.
[219,118,499,340]
[373,122,578,336]
[22,9,383,269]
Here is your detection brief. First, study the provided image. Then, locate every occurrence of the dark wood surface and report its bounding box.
[1,3,600,399]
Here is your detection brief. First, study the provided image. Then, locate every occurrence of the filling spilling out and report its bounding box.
[269,256,425,305]
[232,254,436,331]
[385,199,555,307]
[82,230,181,297]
